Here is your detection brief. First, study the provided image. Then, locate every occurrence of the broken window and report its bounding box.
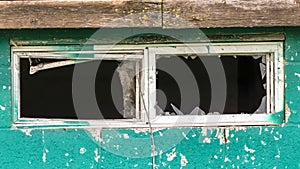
[12,46,143,121]
[147,43,284,126]
[155,55,266,115]
[12,43,284,127]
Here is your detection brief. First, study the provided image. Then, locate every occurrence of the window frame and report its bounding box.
[11,42,284,128]
[11,45,148,128]
[147,42,284,127]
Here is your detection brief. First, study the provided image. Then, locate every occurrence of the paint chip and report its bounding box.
[123,133,129,139]
[0,105,6,111]
[80,148,86,154]
[295,72,300,78]
[166,148,177,161]
[203,137,211,143]
[180,153,188,167]
[94,148,100,163]
[244,145,256,153]
[20,129,32,136]
[224,157,231,162]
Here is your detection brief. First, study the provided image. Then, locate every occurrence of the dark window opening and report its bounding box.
[20,59,133,119]
[156,55,266,115]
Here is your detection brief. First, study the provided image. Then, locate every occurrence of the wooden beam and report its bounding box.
[163,0,300,28]
[1,0,300,29]
[0,0,162,28]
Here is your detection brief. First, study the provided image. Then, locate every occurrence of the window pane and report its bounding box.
[20,59,137,119]
[156,55,266,115]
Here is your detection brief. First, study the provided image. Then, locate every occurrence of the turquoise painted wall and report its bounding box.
[0,27,299,169]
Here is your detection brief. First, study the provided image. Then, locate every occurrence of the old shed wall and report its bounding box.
[0,27,299,168]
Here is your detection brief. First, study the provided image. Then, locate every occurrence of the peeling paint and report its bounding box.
[86,128,102,142]
[202,137,211,143]
[20,129,32,136]
[179,153,188,168]
[166,148,177,161]
[42,131,48,163]
[294,72,300,77]
[0,105,6,111]
[80,148,86,154]
[244,145,256,153]
[224,157,231,162]
[133,127,165,133]
[94,148,100,163]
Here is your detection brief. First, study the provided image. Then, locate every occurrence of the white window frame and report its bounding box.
[11,45,148,128]
[11,42,284,128]
[147,42,284,127]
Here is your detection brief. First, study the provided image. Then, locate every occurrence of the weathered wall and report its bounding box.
[0,27,299,168]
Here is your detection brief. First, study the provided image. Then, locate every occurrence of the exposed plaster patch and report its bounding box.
[224,157,231,162]
[244,145,256,153]
[94,148,100,163]
[180,153,188,168]
[42,152,47,163]
[166,148,177,161]
[214,155,218,159]
[2,85,6,89]
[285,103,291,123]
[201,127,208,136]
[0,105,6,111]
[261,140,267,146]
[274,136,279,141]
[80,148,87,154]
[203,137,211,143]
[42,131,48,163]
[65,153,69,157]
[20,129,32,136]
[86,128,102,142]
[294,72,300,78]
[123,133,129,139]
[133,127,165,133]
[216,129,225,145]
[270,128,274,134]
[259,127,262,135]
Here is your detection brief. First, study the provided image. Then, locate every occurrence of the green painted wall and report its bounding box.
[0,27,299,168]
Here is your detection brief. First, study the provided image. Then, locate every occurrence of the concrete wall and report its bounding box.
[0,27,299,168]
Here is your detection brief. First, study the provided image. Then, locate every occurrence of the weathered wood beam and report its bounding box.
[163,0,300,28]
[1,0,300,29]
[0,0,162,28]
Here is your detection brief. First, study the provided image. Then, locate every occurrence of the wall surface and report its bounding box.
[0,27,299,169]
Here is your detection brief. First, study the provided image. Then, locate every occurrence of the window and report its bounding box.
[147,43,284,126]
[12,42,284,127]
[12,46,146,126]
